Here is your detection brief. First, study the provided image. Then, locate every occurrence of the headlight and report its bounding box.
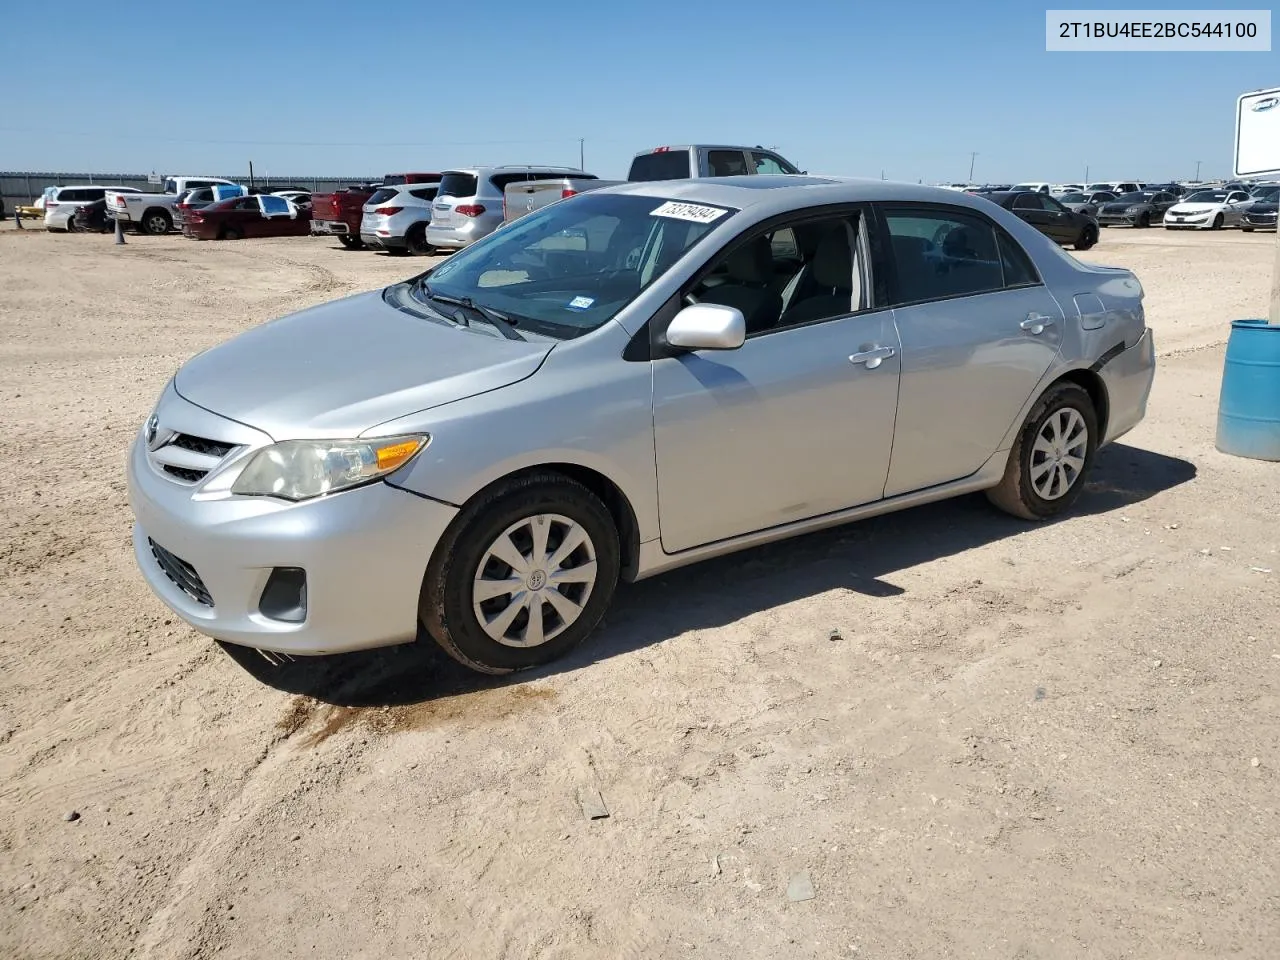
[1125,205,1143,213]
[231,434,429,501]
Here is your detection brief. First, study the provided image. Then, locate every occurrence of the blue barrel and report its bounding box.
[1217,319,1280,461]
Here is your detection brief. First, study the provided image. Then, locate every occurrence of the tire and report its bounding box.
[141,209,172,235]
[1074,226,1097,251]
[221,226,243,241]
[420,473,621,674]
[337,234,363,249]
[986,381,1098,521]
[1242,227,1254,233]
[1137,213,1150,228]
[1212,214,1224,230]
[405,224,432,256]
[65,216,80,233]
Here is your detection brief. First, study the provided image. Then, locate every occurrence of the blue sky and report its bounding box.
[0,0,1272,183]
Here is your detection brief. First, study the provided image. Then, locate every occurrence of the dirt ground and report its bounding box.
[1,222,1278,960]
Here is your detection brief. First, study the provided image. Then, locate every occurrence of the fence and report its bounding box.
[0,171,379,211]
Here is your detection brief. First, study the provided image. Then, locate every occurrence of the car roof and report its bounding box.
[442,166,586,176]
[633,145,781,155]
[56,184,140,191]
[599,176,1013,212]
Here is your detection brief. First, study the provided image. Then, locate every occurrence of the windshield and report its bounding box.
[1253,186,1279,199]
[408,193,734,340]
[1085,183,1112,192]
[1011,184,1041,191]
[1059,193,1087,203]
[1186,191,1227,203]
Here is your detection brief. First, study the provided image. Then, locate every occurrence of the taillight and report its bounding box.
[373,206,403,215]
[113,195,126,207]
[455,204,485,217]
[561,189,578,199]
[46,202,59,208]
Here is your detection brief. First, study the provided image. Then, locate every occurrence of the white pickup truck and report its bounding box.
[106,176,239,234]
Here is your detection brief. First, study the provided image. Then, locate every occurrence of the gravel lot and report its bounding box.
[1,223,1277,960]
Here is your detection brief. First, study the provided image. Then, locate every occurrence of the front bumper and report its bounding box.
[1242,214,1277,230]
[1163,214,1213,229]
[1097,212,1145,226]
[1098,328,1155,445]
[127,410,458,655]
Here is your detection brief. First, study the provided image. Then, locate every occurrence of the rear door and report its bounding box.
[1011,193,1051,234]
[1038,194,1077,242]
[257,194,293,235]
[877,205,1064,497]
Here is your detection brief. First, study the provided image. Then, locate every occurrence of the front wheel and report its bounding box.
[1074,226,1097,251]
[420,474,620,674]
[1137,213,1151,228]
[1212,214,1224,230]
[986,382,1098,520]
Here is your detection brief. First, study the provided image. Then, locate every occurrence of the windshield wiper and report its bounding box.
[419,283,525,340]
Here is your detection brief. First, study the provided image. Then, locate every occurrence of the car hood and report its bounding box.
[173,289,552,439]
[1101,202,1145,213]
[1248,202,1278,213]
[1169,203,1221,214]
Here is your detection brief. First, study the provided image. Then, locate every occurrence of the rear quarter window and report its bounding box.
[627,151,692,182]
[409,188,438,201]
[366,188,401,205]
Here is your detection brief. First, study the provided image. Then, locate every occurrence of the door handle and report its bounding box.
[848,345,895,369]
[1020,314,1056,335]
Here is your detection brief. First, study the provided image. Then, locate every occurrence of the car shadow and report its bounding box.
[221,442,1195,708]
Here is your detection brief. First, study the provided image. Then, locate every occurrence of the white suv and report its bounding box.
[359,185,441,255]
[44,185,141,231]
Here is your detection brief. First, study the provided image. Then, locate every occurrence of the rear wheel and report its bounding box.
[221,225,243,241]
[337,234,363,249]
[141,209,172,235]
[987,382,1098,521]
[420,474,620,674]
[406,224,432,256]
[65,216,80,233]
[1074,225,1097,251]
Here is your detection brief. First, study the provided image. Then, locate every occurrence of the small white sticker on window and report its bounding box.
[650,201,729,224]
[567,296,594,311]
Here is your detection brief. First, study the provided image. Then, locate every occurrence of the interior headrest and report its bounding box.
[812,226,853,290]
[724,237,773,284]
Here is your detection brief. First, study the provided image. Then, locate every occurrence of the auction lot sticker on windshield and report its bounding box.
[650,201,729,224]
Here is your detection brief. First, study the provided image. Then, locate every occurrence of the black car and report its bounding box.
[73,197,114,232]
[1242,200,1278,232]
[980,191,1098,250]
[1095,190,1178,227]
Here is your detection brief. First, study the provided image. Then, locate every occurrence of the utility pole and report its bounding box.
[578,138,584,170]
[1084,164,1089,183]
[968,151,978,182]
[249,160,256,191]
[1194,159,1202,181]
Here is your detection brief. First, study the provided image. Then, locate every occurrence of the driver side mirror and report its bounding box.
[666,303,746,351]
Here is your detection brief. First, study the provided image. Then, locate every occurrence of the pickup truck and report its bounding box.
[106,176,239,234]
[501,144,804,224]
[311,173,442,248]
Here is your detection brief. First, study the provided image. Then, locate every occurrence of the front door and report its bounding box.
[877,205,1064,497]
[652,209,901,553]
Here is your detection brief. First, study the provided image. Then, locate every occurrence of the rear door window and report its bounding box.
[438,173,480,199]
[882,207,1005,305]
[997,232,1040,287]
[626,151,692,181]
[707,150,749,177]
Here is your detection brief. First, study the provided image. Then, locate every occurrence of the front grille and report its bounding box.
[148,538,213,607]
[171,434,234,459]
[1245,213,1277,224]
[163,465,207,482]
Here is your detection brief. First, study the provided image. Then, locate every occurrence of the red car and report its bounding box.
[183,195,310,240]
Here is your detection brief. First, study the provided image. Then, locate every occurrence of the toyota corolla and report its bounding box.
[128,178,1155,674]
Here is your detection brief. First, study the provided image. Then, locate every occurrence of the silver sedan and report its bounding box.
[128,178,1155,673]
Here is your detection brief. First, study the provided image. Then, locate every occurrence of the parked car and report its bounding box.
[502,174,603,223]
[175,184,248,230]
[1095,190,1178,228]
[1010,182,1052,194]
[1050,183,1085,196]
[359,184,440,255]
[626,144,801,181]
[1163,189,1254,229]
[311,175,442,248]
[108,177,239,235]
[980,191,1098,249]
[1057,190,1116,218]
[127,177,1153,673]
[44,185,141,231]
[73,198,113,233]
[1145,182,1188,198]
[182,194,309,240]
[1241,199,1278,231]
[1086,181,1143,195]
[427,167,588,251]
[1247,185,1279,202]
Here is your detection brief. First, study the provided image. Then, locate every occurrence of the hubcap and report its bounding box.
[1030,407,1088,500]
[472,513,597,648]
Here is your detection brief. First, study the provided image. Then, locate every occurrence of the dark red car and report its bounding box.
[183,195,311,240]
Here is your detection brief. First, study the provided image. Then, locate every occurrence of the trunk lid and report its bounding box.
[173,290,552,438]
